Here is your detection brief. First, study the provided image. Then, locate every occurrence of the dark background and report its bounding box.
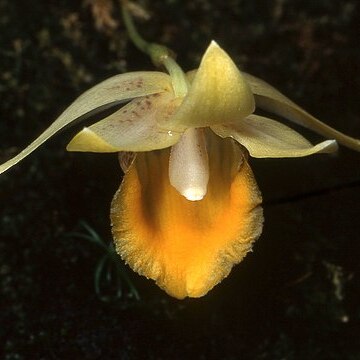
[1,0,359,359]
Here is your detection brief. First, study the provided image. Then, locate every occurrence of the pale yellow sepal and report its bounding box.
[66,128,120,152]
[212,114,338,158]
[0,72,172,174]
[243,72,360,152]
[67,92,182,152]
[163,41,255,130]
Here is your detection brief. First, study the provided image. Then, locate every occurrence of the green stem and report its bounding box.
[120,1,188,97]
[163,56,188,97]
[121,1,150,54]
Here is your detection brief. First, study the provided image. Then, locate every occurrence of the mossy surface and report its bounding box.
[0,1,359,359]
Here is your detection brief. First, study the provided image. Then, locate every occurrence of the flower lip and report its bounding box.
[111,134,263,299]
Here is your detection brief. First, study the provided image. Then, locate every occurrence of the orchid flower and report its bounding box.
[1,40,359,299]
[2,0,360,299]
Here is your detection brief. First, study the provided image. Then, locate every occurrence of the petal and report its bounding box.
[169,128,209,201]
[162,41,255,130]
[111,133,263,299]
[0,71,172,174]
[66,92,182,152]
[243,72,360,151]
[212,114,338,158]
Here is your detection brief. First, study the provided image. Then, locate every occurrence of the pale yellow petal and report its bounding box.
[111,133,263,299]
[243,72,360,151]
[212,114,338,158]
[0,72,172,174]
[162,41,255,130]
[67,92,182,152]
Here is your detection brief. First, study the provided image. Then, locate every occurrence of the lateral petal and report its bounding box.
[162,41,255,130]
[111,133,263,299]
[243,72,360,151]
[212,114,338,158]
[66,92,182,152]
[0,72,172,174]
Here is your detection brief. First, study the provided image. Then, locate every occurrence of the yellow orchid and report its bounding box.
[1,39,359,299]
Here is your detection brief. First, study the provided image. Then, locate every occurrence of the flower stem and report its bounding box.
[120,0,188,97]
[162,56,188,98]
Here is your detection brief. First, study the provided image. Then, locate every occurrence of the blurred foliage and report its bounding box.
[66,221,140,302]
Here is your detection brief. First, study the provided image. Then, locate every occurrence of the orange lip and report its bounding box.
[111,135,263,299]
